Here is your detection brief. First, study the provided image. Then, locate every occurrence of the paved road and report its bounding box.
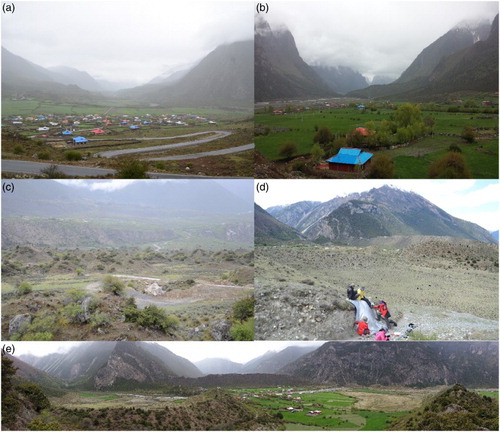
[1,159,225,178]
[146,143,254,161]
[98,131,233,158]
[2,160,116,177]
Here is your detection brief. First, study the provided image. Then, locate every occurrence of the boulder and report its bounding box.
[9,314,32,338]
[144,282,165,296]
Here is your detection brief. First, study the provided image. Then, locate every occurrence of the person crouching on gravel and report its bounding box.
[373,300,397,328]
[347,283,357,300]
[355,316,370,336]
[375,326,390,341]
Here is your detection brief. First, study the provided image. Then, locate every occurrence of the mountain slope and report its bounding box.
[281,341,498,387]
[241,345,319,374]
[47,66,103,92]
[255,17,336,101]
[268,186,496,244]
[389,384,498,430]
[19,342,203,390]
[312,65,369,94]
[121,40,253,108]
[349,17,497,99]
[254,203,307,245]
[424,14,499,94]
[2,47,96,102]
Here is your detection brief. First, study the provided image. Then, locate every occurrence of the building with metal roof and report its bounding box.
[326,147,373,172]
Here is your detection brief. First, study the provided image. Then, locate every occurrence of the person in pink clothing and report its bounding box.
[375,327,390,341]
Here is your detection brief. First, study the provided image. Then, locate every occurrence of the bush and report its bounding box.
[135,306,178,333]
[17,281,33,296]
[102,275,125,296]
[89,312,110,330]
[428,152,472,178]
[233,296,254,322]
[278,141,297,159]
[16,383,50,411]
[367,154,395,178]
[461,126,476,143]
[65,150,83,161]
[117,160,149,179]
[230,318,254,341]
[37,151,50,160]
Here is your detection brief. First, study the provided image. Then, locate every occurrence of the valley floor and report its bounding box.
[255,241,498,340]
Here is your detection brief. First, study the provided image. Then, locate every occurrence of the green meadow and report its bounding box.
[255,106,498,178]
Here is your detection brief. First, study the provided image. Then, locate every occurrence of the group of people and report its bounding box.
[347,283,398,340]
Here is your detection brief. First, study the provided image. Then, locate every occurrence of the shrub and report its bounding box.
[233,296,254,322]
[37,151,50,160]
[17,281,33,296]
[135,306,178,333]
[230,318,254,341]
[428,152,471,178]
[117,160,149,179]
[65,150,83,161]
[278,141,297,159]
[89,312,110,330]
[102,275,125,296]
[16,383,50,411]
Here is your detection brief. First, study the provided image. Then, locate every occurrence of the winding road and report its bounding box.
[97,130,233,158]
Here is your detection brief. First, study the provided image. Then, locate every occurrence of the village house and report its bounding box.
[326,147,373,172]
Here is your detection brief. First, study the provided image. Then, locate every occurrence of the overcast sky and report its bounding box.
[2,1,253,86]
[254,180,499,232]
[12,341,325,363]
[264,1,498,81]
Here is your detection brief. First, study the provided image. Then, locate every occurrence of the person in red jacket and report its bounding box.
[354,316,370,336]
[373,300,397,328]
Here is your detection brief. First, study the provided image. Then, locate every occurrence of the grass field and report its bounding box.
[255,106,498,178]
[231,387,422,431]
[2,99,250,120]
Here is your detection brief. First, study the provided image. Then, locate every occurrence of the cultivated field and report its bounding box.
[255,238,498,340]
[255,103,498,179]
[2,100,253,177]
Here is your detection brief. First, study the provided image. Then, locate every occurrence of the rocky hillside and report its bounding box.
[349,16,498,99]
[389,384,498,430]
[312,64,369,94]
[280,341,498,387]
[265,185,496,244]
[121,40,253,108]
[255,17,335,101]
[255,203,307,245]
[19,342,203,390]
[2,180,253,249]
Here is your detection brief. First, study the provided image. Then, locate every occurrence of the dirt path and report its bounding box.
[86,276,252,309]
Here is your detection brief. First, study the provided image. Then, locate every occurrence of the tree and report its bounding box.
[310,143,325,163]
[313,127,333,148]
[394,103,422,128]
[367,154,394,178]
[461,126,476,143]
[428,152,472,178]
[278,141,297,159]
[233,296,254,322]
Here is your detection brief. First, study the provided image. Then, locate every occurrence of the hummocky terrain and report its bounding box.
[3,341,498,430]
[2,180,254,341]
[255,186,498,340]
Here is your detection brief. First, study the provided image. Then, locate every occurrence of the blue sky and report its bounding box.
[254,180,499,232]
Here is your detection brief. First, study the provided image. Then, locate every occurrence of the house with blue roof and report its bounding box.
[72,136,88,144]
[326,148,373,172]
[62,130,73,136]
